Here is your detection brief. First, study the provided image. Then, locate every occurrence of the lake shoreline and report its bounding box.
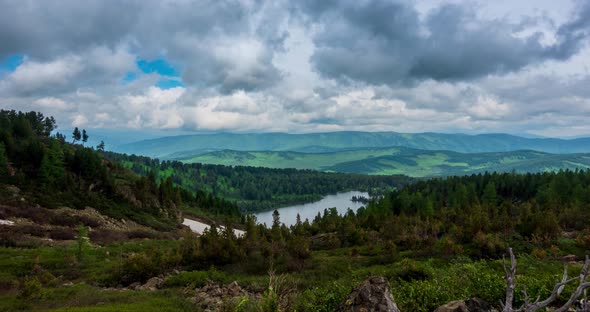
[253,191,369,227]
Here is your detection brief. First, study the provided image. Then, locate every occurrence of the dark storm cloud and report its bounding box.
[295,0,590,85]
[546,0,590,59]
[0,0,139,60]
[0,0,285,93]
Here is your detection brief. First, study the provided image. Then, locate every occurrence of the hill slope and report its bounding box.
[179,147,590,177]
[0,110,241,231]
[114,131,590,158]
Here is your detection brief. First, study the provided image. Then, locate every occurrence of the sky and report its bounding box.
[1,0,590,138]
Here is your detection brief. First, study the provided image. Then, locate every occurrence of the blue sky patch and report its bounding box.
[137,58,180,77]
[156,78,184,89]
[0,54,24,75]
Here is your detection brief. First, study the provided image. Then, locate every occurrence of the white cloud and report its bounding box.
[2,57,82,94]
[0,0,589,138]
[71,114,88,127]
[466,96,511,120]
[120,86,186,129]
[34,97,72,110]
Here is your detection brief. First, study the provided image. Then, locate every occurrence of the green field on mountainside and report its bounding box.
[179,147,590,177]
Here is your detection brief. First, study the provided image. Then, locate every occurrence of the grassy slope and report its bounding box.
[114,131,590,158]
[182,148,403,170]
[180,147,590,177]
[0,242,580,312]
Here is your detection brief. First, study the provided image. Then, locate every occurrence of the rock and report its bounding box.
[128,282,140,290]
[139,277,163,291]
[191,281,259,311]
[227,281,241,296]
[435,298,494,312]
[5,185,20,195]
[338,276,400,312]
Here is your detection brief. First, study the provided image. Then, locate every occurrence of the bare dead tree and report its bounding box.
[501,248,590,312]
[502,247,517,312]
[555,255,589,312]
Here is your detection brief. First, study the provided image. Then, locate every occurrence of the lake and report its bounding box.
[254,191,369,227]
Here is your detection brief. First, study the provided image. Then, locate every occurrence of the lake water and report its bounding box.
[254,191,369,227]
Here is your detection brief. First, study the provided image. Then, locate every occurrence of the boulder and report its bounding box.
[191,281,256,311]
[338,276,400,312]
[139,277,163,291]
[227,281,242,296]
[435,298,494,312]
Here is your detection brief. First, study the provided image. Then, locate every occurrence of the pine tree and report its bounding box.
[55,132,66,143]
[39,140,65,188]
[72,127,81,143]
[96,140,105,151]
[82,129,88,144]
[482,182,498,207]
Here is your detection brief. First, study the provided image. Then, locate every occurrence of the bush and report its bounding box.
[19,276,43,299]
[531,248,547,259]
[163,271,210,288]
[49,227,75,240]
[119,253,157,285]
[89,229,128,245]
[294,281,351,312]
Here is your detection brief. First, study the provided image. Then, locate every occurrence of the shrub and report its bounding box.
[127,229,157,239]
[119,253,157,285]
[163,271,210,288]
[89,229,128,245]
[531,248,547,259]
[49,227,75,240]
[19,276,43,299]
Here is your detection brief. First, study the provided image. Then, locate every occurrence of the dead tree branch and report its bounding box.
[555,255,590,312]
[502,247,517,312]
[502,249,589,312]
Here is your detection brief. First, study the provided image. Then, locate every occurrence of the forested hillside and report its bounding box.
[105,152,412,212]
[115,131,590,158]
[0,110,239,231]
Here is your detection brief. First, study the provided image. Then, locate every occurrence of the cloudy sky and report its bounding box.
[1,0,590,138]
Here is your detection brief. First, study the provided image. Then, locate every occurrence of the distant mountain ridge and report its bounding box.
[114,131,590,159]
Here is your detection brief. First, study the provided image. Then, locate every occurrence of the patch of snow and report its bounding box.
[182,218,245,237]
[0,219,15,226]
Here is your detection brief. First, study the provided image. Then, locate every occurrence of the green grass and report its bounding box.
[0,284,193,312]
[184,148,401,170]
[1,240,584,312]
[180,147,590,177]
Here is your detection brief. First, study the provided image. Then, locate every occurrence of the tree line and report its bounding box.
[104,152,413,212]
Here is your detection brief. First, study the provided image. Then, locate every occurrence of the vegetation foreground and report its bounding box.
[0,110,589,311]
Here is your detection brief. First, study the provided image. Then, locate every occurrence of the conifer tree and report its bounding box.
[72,127,81,143]
[82,129,88,144]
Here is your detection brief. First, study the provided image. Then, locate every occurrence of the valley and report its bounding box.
[1,111,588,311]
[4,1,590,310]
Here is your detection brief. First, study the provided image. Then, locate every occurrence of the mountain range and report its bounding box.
[113,131,590,177]
[115,131,590,158]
